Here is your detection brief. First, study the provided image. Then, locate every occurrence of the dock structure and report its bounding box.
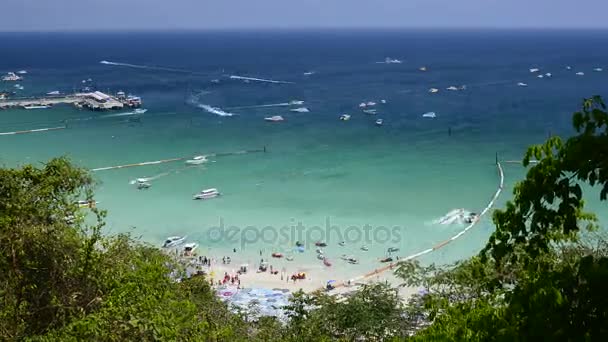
[0,91,141,111]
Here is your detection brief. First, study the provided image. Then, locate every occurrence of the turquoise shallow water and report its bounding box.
[1,30,607,280]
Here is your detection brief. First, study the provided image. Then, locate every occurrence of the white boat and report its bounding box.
[388,247,400,253]
[517,82,528,87]
[339,114,351,121]
[594,68,603,72]
[366,101,377,106]
[316,254,325,260]
[24,105,50,109]
[347,257,359,264]
[446,86,459,91]
[359,102,367,108]
[185,155,208,165]
[264,115,284,122]
[360,245,369,251]
[193,188,220,200]
[529,68,540,73]
[2,72,22,81]
[362,109,377,115]
[316,248,324,254]
[545,73,552,77]
[289,100,305,105]
[46,91,61,95]
[428,88,439,93]
[375,119,383,126]
[17,70,27,74]
[303,71,315,76]
[419,66,427,71]
[422,112,437,118]
[566,66,572,70]
[537,75,544,78]
[290,107,310,113]
[576,72,585,76]
[183,243,198,256]
[163,236,187,248]
[380,99,387,104]
[133,108,147,114]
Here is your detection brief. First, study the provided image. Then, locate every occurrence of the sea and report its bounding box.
[1,30,607,282]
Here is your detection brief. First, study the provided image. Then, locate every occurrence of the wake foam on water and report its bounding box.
[432,209,471,225]
[226,100,304,110]
[229,75,294,84]
[99,60,195,73]
[197,104,235,117]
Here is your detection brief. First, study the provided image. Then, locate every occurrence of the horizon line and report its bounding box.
[2,26,608,34]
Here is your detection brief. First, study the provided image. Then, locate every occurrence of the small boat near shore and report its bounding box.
[163,236,187,248]
[186,155,208,165]
[183,243,198,256]
[193,188,220,200]
[47,91,61,96]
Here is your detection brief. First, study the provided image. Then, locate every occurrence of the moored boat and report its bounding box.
[163,236,187,248]
[193,188,220,200]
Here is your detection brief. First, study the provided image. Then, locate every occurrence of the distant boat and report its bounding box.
[362,109,377,115]
[529,68,540,73]
[359,102,367,108]
[303,71,315,76]
[379,57,402,64]
[264,115,284,122]
[289,100,304,105]
[193,188,220,200]
[366,101,377,106]
[422,112,436,118]
[594,67,603,72]
[17,70,27,74]
[290,107,309,113]
[419,66,427,71]
[517,82,528,87]
[566,66,572,70]
[537,74,544,78]
[545,73,552,77]
[133,108,147,114]
[23,105,49,109]
[428,88,439,93]
[360,245,369,251]
[446,86,459,91]
[375,119,383,126]
[46,91,61,95]
[576,72,585,76]
[380,99,387,104]
[186,155,208,165]
[339,114,351,121]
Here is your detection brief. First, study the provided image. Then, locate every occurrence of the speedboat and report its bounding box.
[387,247,400,253]
[290,107,309,113]
[517,82,528,87]
[186,155,208,165]
[17,70,27,75]
[46,91,61,95]
[446,86,458,91]
[264,115,284,122]
[383,57,402,64]
[366,101,377,106]
[163,236,187,248]
[183,243,198,256]
[23,105,50,109]
[594,67,603,72]
[576,72,585,76]
[289,100,305,105]
[137,181,151,190]
[303,71,315,76]
[380,99,387,104]
[339,114,351,121]
[422,112,436,118]
[545,73,552,77]
[566,66,572,70]
[133,108,147,114]
[419,66,427,71]
[428,88,439,93]
[529,68,540,73]
[380,257,393,263]
[375,119,383,126]
[315,241,327,247]
[338,241,346,246]
[193,188,220,200]
[537,75,544,78]
[363,109,377,115]
[359,102,367,108]
[2,72,22,81]
[361,245,369,251]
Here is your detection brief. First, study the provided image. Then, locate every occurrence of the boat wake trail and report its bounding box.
[98,110,145,119]
[432,208,471,225]
[99,60,195,74]
[129,171,172,184]
[229,75,294,84]
[197,104,235,117]
[226,100,304,110]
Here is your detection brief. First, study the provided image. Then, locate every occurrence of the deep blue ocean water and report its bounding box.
[1,30,606,281]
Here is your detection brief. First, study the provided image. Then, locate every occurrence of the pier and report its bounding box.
[0,91,142,111]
